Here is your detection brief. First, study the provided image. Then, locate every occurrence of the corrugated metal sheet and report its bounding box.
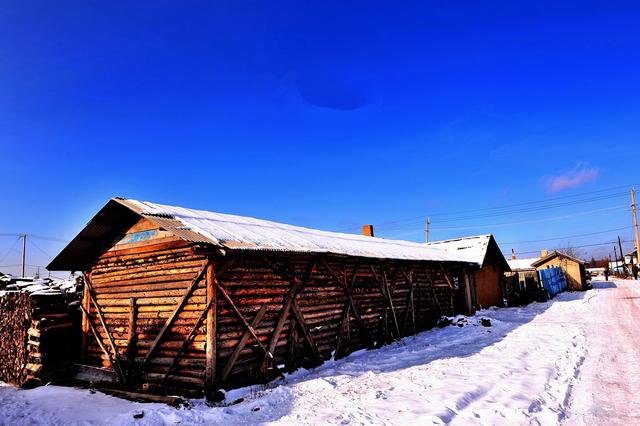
[539,267,567,298]
[426,235,492,266]
[113,198,469,263]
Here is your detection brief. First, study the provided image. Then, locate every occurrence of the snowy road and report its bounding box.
[1,279,639,425]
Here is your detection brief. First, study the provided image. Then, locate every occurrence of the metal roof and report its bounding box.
[48,198,471,270]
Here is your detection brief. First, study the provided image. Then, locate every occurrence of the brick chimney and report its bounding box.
[362,225,374,237]
[511,248,516,260]
[540,249,549,258]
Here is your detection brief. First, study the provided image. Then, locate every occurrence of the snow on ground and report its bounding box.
[1,279,638,425]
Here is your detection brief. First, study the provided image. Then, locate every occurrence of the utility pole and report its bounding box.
[618,235,626,274]
[632,188,640,266]
[425,217,430,243]
[614,246,618,273]
[21,234,27,278]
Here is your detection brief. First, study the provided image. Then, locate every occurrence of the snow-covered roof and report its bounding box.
[49,198,472,269]
[507,258,539,271]
[426,235,493,266]
[531,251,585,267]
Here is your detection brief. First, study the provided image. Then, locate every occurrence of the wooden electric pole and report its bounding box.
[425,217,430,243]
[614,246,618,273]
[632,188,640,266]
[21,234,27,278]
[618,235,626,274]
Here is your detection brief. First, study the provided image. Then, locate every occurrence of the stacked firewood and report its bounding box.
[0,285,81,387]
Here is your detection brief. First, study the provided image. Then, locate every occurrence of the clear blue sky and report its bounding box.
[1,1,639,276]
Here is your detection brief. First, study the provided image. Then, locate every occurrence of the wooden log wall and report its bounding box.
[86,238,209,394]
[83,234,462,397]
[215,253,457,388]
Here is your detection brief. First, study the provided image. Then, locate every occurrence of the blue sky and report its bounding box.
[1,1,639,275]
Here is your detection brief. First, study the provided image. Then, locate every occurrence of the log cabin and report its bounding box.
[427,235,511,308]
[48,198,475,398]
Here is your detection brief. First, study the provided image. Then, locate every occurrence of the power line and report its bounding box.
[336,184,635,232]
[385,205,627,237]
[500,226,634,245]
[0,233,68,243]
[29,238,54,259]
[510,239,634,256]
[0,237,21,265]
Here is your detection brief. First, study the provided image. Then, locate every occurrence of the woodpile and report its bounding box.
[0,289,81,387]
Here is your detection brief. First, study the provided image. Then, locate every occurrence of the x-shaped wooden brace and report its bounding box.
[82,273,127,384]
[320,257,374,357]
[399,266,417,335]
[261,258,321,375]
[369,264,400,341]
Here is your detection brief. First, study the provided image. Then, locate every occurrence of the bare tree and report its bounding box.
[555,242,582,259]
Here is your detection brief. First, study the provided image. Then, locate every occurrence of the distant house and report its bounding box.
[427,235,511,308]
[505,257,543,305]
[531,250,587,291]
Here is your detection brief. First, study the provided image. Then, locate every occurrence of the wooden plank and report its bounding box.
[141,261,209,368]
[205,261,216,394]
[221,304,268,383]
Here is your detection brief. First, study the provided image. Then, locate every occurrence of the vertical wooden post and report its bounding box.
[205,260,216,396]
[80,272,91,364]
[126,298,137,364]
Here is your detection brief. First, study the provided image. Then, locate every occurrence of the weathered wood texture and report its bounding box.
[0,292,80,387]
[85,238,209,391]
[83,236,459,396]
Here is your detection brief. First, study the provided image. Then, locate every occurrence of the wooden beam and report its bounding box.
[265,259,317,359]
[371,265,400,339]
[163,290,218,384]
[141,261,209,368]
[83,274,127,384]
[126,298,137,364]
[79,303,117,375]
[80,274,92,364]
[424,268,443,315]
[221,304,268,383]
[215,282,271,358]
[205,261,216,394]
[439,263,454,289]
[291,299,322,363]
[400,267,416,335]
[320,257,374,349]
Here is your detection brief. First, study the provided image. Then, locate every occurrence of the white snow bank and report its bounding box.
[0,283,608,426]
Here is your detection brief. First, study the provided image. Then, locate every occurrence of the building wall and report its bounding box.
[535,257,584,291]
[84,218,209,394]
[474,266,503,308]
[82,222,466,396]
